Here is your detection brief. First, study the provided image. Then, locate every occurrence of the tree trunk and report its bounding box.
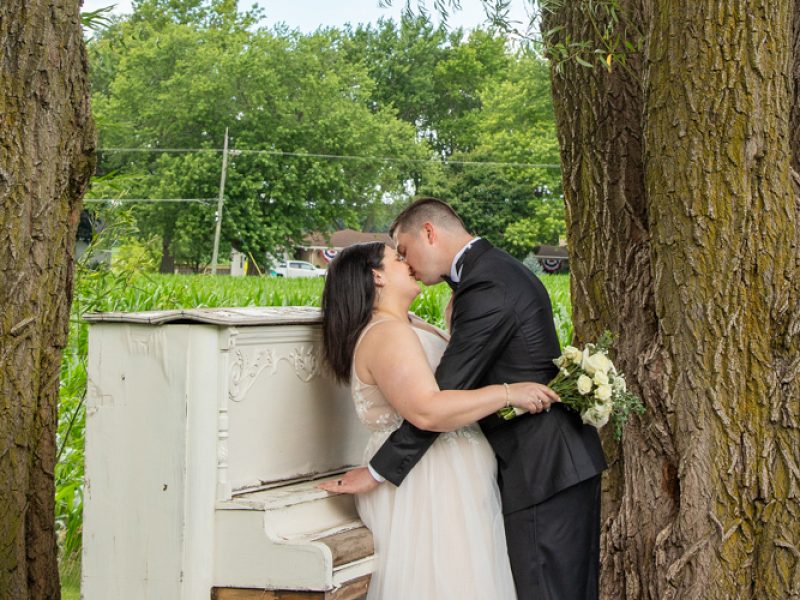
[546,1,800,598]
[0,2,95,598]
[160,233,175,273]
[793,0,800,173]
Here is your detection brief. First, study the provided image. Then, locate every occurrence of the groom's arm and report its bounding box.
[369,277,516,486]
[433,278,517,391]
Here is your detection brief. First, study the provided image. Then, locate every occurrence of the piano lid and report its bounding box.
[83,306,322,326]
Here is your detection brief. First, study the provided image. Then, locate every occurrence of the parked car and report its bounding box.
[270,260,327,278]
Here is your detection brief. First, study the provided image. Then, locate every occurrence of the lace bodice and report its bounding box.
[351,318,448,433]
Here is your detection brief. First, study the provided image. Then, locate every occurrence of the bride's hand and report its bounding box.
[507,382,560,414]
[317,466,381,495]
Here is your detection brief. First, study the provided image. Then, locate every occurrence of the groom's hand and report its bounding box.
[317,467,381,495]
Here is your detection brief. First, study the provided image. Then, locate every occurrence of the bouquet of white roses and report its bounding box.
[498,331,645,440]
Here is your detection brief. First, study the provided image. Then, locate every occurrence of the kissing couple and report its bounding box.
[319,198,607,599]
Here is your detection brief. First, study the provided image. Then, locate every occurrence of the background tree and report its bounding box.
[793,0,800,175]
[89,1,424,271]
[415,51,564,254]
[0,1,95,598]
[344,17,511,157]
[540,0,800,597]
[88,5,566,268]
[325,23,566,257]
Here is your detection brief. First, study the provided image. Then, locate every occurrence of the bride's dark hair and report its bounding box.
[321,241,386,383]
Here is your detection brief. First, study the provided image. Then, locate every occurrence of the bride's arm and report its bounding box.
[358,321,556,432]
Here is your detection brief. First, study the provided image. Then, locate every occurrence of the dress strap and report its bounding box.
[353,317,395,358]
[351,317,396,384]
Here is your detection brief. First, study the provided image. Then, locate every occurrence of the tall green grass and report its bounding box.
[57,267,571,588]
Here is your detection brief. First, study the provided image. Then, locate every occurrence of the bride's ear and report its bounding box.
[372,269,384,287]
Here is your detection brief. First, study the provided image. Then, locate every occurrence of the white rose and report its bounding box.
[554,355,567,368]
[599,400,613,418]
[593,371,609,386]
[583,352,612,376]
[598,401,613,420]
[581,402,612,428]
[581,348,592,371]
[563,346,583,365]
[577,374,593,395]
[612,375,627,393]
[594,384,613,402]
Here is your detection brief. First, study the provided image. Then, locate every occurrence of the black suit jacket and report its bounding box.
[370,239,607,513]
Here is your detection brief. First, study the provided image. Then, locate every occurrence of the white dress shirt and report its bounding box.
[449,237,481,284]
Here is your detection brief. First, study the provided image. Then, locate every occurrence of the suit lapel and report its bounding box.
[456,238,493,284]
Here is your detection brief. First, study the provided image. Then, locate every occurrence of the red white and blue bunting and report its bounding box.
[540,258,563,273]
[320,248,339,263]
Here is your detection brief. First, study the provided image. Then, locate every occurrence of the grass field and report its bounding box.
[57,269,571,594]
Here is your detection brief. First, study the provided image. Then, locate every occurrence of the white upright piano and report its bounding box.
[82,307,374,599]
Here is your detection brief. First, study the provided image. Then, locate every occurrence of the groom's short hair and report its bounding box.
[389,197,467,237]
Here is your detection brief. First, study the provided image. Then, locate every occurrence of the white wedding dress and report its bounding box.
[351,319,517,600]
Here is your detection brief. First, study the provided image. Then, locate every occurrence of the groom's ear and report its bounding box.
[422,222,436,245]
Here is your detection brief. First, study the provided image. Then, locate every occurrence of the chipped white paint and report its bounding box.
[82,308,373,599]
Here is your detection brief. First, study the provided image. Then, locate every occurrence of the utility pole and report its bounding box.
[210,127,229,275]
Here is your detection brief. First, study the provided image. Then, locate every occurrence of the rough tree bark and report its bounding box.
[545,1,800,598]
[0,1,95,598]
[160,233,175,273]
[793,0,800,173]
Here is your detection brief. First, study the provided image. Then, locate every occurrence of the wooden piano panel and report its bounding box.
[212,574,370,600]
[219,325,370,499]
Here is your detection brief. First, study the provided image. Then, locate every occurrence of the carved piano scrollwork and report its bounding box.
[229,345,320,402]
[229,348,276,402]
[284,346,320,383]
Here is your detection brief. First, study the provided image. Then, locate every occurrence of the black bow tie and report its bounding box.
[441,275,458,291]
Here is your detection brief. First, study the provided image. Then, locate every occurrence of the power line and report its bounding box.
[83,197,560,206]
[84,198,215,203]
[98,147,561,169]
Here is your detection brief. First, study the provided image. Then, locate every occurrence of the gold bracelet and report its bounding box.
[503,383,510,408]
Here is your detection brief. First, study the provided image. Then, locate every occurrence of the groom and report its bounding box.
[339,197,607,600]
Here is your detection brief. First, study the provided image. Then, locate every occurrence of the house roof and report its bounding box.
[302,229,392,249]
[532,244,569,259]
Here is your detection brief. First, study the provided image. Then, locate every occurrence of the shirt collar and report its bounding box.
[450,237,481,283]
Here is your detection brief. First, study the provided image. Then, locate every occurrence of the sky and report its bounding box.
[80,0,534,33]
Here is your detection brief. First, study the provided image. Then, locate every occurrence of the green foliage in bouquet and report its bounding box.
[498,331,645,440]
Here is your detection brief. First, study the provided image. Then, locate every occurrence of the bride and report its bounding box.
[318,241,557,599]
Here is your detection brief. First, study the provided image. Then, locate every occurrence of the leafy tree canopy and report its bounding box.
[87,1,563,269]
